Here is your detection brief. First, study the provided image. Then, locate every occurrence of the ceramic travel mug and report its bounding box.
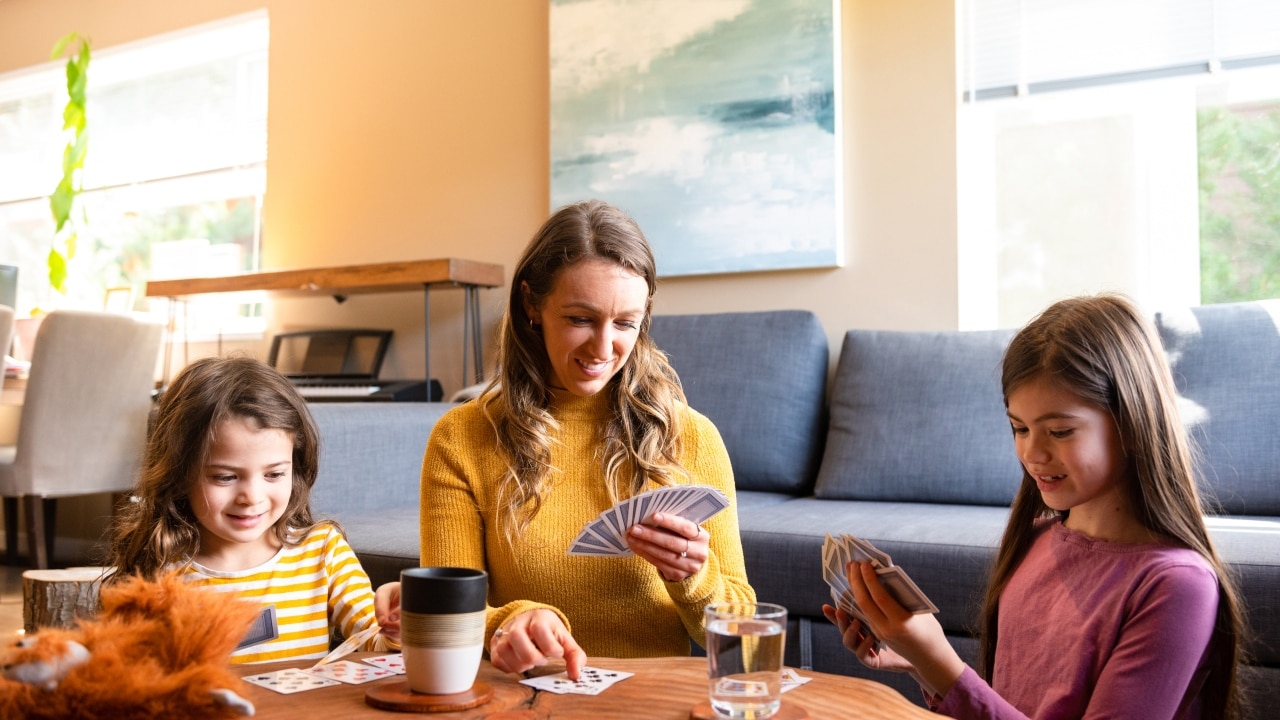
[400,567,488,695]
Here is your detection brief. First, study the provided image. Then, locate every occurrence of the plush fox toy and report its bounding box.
[0,571,260,719]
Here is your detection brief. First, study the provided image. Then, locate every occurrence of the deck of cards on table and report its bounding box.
[568,485,730,557]
[822,533,938,634]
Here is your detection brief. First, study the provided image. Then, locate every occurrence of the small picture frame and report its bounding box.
[103,286,134,313]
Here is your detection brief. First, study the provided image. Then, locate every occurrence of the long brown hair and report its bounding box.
[979,294,1248,718]
[107,355,323,580]
[481,199,686,543]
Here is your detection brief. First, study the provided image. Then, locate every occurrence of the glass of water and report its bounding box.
[704,602,787,719]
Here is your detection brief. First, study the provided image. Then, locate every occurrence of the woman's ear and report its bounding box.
[520,281,540,326]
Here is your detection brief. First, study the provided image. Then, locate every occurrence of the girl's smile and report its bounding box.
[189,415,295,570]
[1006,376,1137,541]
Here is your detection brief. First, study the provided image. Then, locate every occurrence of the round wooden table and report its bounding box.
[232,654,935,719]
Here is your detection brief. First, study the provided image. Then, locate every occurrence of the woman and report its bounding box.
[378,200,754,680]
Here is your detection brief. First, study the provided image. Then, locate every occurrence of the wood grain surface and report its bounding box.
[231,654,935,719]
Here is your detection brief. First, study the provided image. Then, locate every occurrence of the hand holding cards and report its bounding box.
[822,533,938,622]
[568,484,729,557]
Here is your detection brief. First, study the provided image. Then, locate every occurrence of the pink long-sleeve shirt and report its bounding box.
[937,520,1219,719]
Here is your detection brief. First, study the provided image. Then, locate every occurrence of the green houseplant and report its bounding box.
[47,31,91,296]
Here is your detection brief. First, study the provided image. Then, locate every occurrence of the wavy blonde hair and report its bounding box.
[480,200,687,543]
[981,294,1249,719]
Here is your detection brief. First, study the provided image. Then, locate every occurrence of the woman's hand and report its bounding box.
[844,561,966,698]
[489,609,587,680]
[626,512,709,581]
[373,581,401,644]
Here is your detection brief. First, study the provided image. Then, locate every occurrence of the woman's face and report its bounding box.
[526,258,649,397]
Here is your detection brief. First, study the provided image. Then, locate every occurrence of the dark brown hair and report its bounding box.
[107,355,322,579]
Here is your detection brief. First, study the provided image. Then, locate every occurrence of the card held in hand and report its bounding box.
[821,533,939,616]
[567,484,729,557]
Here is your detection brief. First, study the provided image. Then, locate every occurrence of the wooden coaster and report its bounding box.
[365,679,494,713]
[690,700,808,720]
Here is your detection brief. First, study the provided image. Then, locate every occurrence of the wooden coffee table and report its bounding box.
[232,653,934,718]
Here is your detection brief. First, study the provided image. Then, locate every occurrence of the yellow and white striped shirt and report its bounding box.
[183,523,397,664]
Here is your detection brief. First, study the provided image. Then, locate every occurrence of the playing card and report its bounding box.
[780,668,812,693]
[305,659,396,685]
[363,653,406,674]
[876,565,940,614]
[519,666,635,695]
[242,668,341,694]
[567,521,630,556]
[846,535,891,568]
[311,624,381,668]
[669,487,730,524]
[820,534,938,618]
[237,604,279,650]
[567,485,730,558]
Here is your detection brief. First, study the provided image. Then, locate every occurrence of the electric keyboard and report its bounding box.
[289,379,440,402]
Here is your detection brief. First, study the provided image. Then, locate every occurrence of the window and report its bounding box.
[958,0,1280,328]
[0,11,268,336]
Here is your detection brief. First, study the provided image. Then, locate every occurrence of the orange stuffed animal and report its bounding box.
[0,570,260,719]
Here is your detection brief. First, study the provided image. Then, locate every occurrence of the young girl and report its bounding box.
[107,355,398,664]
[823,294,1249,719]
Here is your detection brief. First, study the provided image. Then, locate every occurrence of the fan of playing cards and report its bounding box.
[568,485,729,557]
[822,533,938,634]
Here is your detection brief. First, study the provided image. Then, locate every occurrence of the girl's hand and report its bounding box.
[489,609,587,680]
[626,513,709,581]
[845,561,966,698]
[821,604,915,674]
[374,581,401,644]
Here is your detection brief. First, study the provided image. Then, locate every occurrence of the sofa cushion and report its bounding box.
[815,329,1022,504]
[650,311,828,495]
[309,402,455,514]
[1154,300,1280,515]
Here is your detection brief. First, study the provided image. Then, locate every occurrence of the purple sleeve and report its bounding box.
[936,667,1031,719]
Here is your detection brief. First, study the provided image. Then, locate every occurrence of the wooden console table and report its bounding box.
[145,258,504,392]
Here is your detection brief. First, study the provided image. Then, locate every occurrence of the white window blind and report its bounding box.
[963,0,1280,100]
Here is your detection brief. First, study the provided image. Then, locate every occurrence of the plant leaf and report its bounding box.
[62,98,85,132]
[48,248,68,294]
[51,31,79,59]
[63,133,88,173]
[50,178,74,231]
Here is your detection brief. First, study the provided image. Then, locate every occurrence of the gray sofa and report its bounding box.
[310,303,1279,715]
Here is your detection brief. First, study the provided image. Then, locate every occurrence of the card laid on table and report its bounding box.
[242,668,341,694]
[362,653,406,674]
[568,485,729,557]
[519,666,635,695]
[305,659,396,685]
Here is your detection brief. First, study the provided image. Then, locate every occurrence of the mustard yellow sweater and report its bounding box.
[419,390,755,659]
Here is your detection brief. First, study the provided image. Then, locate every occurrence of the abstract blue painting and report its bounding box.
[550,0,841,277]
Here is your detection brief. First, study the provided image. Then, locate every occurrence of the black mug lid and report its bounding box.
[400,566,488,614]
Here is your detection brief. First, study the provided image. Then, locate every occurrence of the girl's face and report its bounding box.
[525,258,649,398]
[1006,376,1136,539]
[189,415,294,570]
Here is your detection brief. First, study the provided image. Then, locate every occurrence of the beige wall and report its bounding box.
[1,0,960,393]
[0,0,959,554]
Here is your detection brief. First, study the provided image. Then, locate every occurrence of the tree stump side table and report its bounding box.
[22,567,108,633]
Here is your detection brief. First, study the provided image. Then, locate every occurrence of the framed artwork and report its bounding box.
[550,0,842,277]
